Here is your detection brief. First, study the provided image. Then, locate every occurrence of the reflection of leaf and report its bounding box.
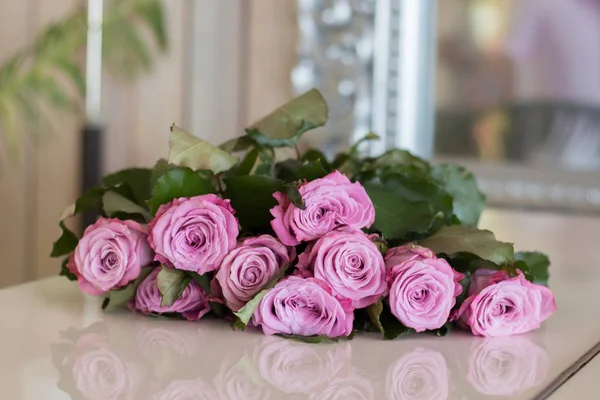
[169,125,238,173]
[246,89,328,147]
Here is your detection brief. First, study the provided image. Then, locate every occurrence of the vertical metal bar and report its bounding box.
[81,0,104,231]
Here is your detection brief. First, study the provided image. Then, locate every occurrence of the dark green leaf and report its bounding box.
[515,252,550,286]
[365,299,412,340]
[433,323,452,337]
[363,170,452,240]
[285,184,305,210]
[371,149,430,172]
[136,0,168,51]
[431,164,486,226]
[59,257,77,281]
[147,167,215,215]
[219,136,255,153]
[301,148,332,170]
[51,221,78,258]
[224,175,284,232]
[102,190,152,222]
[103,267,153,311]
[419,225,514,265]
[151,159,174,186]
[169,124,238,173]
[188,272,212,295]
[157,266,192,307]
[52,57,86,95]
[102,168,152,203]
[292,160,328,181]
[365,300,385,336]
[454,271,472,306]
[255,163,274,177]
[245,88,328,147]
[210,301,227,317]
[349,132,380,156]
[230,147,259,176]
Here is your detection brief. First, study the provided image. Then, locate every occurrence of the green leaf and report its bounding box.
[371,149,430,172]
[219,136,255,153]
[224,175,284,232]
[284,184,305,210]
[365,300,385,336]
[301,148,332,170]
[419,225,514,265]
[157,266,192,307]
[169,124,238,173]
[102,190,152,222]
[232,264,289,330]
[276,159,330,182]
[136,0,168,51]
[147,167,215,215]
[431,164,486,226]
[150,159,174,186]
[102,168,152,203]
[515,252,550,286]
[350,132,380,156]
[188,272,212,295]
[103,267,153,311]
[51,221,78,258]
[245,88,328,147]
[52,57,86,95]
[59,257,77,281]
[364,299,412,340]
[230,147,259,176]
[363,170,452,240]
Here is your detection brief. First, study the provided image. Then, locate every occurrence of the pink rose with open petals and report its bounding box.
[270,170,374,246]
[297,229,387,308]
[74,218,153,295]
[388,258,464,332]
[215,235,293,311]
[385,244,436,267]
[254,276,354,338]
[457,271,556,337]
[133,269,211,321]
[148,194,238,274]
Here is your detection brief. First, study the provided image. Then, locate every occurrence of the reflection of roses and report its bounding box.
[468,336,549,396]
[385,348,449,400]
[309,368,376,400]
[136,325,201,361]
[72,347,140,400]
[254,337,351,394]
[213,353,271,400]
[152,379,219,400]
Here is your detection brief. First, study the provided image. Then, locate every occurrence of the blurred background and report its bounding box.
[0,0,599,288]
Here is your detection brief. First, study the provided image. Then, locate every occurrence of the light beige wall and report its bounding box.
[0,0,296,287]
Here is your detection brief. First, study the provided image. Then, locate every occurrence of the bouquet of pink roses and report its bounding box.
[51,89,556,342]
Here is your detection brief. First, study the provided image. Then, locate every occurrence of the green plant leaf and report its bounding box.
[219,136,255,153]
[349,132,380,156]
[365,300,385,336]
[371,149,430,172]
[284,184,305,210]
[245,88,328,147]
[102,168,152,203]
[363,170,452,240]
[515,252,550,286]
[150,159,174,186]
[188,272,212,295]
[52,57,86,95]
[431,164,486,226]
[103,267,153,311]
[59,257,77,281]
[157,266,192,307]
[224,175,284,232]
[419,225,514,265]
[102,190,152,222]
[169,124,238,173]
[230,147,259,176]
[51,221,78,258]
[147,167,215,215]
[136,0,168,51]
[365,299,413,340]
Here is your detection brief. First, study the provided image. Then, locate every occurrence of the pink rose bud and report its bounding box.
[215,235,293,312]
[456,272,557,337]
[270,170,375,246]
[74,218,153,295]
[385,348,450,400]
[385,243,436,269]
[298,229,387,308]
[253,276,354,338]
[148,194,239,274]
[387,258,464,332]
[132,268,211,321]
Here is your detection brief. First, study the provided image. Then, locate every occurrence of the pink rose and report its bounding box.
[386,348,449,400]
[388,258,464,332]
[297,229,387,308]
[133,269,211,321]
[270,170,375,246]
[385,244,436,267]
[74,218,153,295]
[457,271,557,337]
[215,235,293,311]
[254,276,354,338]
[148,194,238,274]
[468,337,549,396]
[254,337,351,394]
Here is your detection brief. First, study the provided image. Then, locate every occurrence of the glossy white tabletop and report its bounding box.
[552,354,600,399]
[0,208,599,400]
